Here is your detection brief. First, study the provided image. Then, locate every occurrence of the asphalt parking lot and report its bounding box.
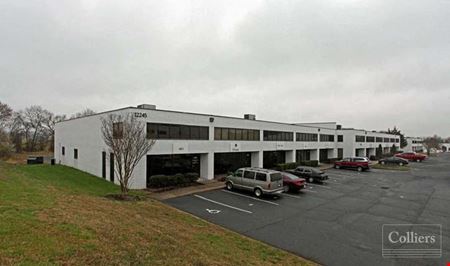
[165,154,450,266]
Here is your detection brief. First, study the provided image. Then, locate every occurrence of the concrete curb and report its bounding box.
[148,182,225,201]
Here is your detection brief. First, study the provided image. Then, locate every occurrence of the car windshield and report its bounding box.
[270,173,282,182]
[282,172,299,180]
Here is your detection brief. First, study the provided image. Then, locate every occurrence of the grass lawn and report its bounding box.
[0,162,314,265]
[371,163,410,171]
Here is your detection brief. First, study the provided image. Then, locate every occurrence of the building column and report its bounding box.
[327,148,337,159]
[200,152,214,180]
[285,150,295,163]
[310,149,319,161]
[251,151,263,168]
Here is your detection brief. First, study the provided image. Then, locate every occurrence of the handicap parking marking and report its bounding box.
[221,189,279,206]
[193,194,253,214]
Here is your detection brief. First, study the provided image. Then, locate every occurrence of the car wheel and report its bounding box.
[308,177,314,183]
[357,166,363,172]
[335,165,340,169]
[254,188,262,198]
[226,182,233,190]
[381,161,385,165]
[399,162,404,166]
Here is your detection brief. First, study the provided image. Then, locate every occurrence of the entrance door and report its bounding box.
[102,152,106,178]
[110,153,114,182]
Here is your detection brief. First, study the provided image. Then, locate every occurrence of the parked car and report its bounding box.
[334,157,370,172]
[378,157,409,166]
[281,172,306,192]
[394,152,427,162]
[226,167,284,197]
[286,166,329,183]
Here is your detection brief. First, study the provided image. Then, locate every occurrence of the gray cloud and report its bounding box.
[1,0,449,136]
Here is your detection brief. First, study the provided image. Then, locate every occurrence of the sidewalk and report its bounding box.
[148,180,225,201]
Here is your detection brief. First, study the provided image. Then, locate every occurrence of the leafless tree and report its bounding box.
[0,101,12,128]
[70,108,96,119]
[10,106,53,152]
[45,114,67,151]
[101,113,155,196]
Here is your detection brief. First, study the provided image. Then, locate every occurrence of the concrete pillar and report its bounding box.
[251,151,263,168]
[310,149,319,161]
[327,149,337,159]
[285,150,295,163]
[200,152,214,180]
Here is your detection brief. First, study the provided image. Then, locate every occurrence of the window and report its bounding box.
[147,123,209,140]
[337,135,343,142]
[376,137,383,142]
[113,122,123,139]
[320,134,334,142]
[235,169,243,177]
[244,171,255,179]
[263,130,293,141]
[384,138,390,143]
[355,135,366,142]
[62,146,65,156]
[270,173,282,182]
[74,149,78,159]
[396,139,400,143]
[390,138,396,143]
[366,136,375,142]
[214,127,260,141]
[255,172,267,181]
[296,133,318,142]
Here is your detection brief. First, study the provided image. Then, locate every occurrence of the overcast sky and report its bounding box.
[1,0,449,136]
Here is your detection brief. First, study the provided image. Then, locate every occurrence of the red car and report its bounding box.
[281,172,306,192]
[334,157,370,172]
[394,152,427,162]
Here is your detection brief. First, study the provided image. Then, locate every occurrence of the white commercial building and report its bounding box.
[55,105,400,189]
[403,137,424,152]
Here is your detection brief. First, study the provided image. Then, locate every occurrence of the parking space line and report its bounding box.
[193,194,253,214]
[308,184,332,190]
[221,190,279,206]
[282,193,302,199]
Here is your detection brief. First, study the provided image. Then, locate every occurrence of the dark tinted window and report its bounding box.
[264,130,293,141]
[62,146,65,155]
[147,123,209,140]
[320,134,335,142]
[214,127,260,141]
[355,135,366,142]
[337,135,343,142]
[255,172,267,181]
[270,173,282,182]
[235,169,243,177]
[113,122,123,139]
[74,149,78,159]
[244,171,255,179]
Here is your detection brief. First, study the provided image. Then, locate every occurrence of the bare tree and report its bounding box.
[45,114,67,152]
[101,113,155,196]
[0,101,12,128]
[70,108,96,119]
[10,106,53,152]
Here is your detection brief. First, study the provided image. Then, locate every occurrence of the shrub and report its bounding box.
[148,172,200,188]
[300,160,319,167]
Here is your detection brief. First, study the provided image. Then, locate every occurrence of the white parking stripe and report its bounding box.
[221,190,279,206]
[193,194,253,214]
[308,184,332,190]
[282,193,302,199]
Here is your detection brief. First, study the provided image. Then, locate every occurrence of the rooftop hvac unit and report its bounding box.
[244,114,256,120]
[137,104,156,110]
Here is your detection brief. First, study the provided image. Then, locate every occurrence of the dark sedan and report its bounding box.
[281,172,306,192]
[286,166,329,183]
[378,157,409,166]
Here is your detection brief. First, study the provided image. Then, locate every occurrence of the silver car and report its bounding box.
[225,167,284,197]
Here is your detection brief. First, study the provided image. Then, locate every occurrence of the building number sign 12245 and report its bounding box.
[133,112,147,118]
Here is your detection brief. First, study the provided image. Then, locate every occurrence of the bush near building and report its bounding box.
[148,172,199,188]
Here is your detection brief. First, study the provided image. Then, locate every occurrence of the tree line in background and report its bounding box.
[0,101,95,157]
